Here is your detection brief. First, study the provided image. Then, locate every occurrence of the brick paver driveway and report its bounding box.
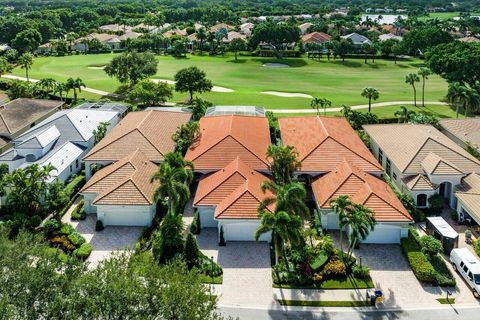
[63,206,142,268]
[196,229,275,307]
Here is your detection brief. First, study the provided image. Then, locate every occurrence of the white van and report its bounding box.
[450,248,480,298]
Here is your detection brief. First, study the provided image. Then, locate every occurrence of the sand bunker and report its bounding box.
[152,79,234,92]
[262,63,289,68]
[87,66,106,70]
[261,91,313,99]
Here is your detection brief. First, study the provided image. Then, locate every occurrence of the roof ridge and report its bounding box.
[215,183,249,218]
[401,137,431,172]
[129,174,153,204]
[0,111,11,133]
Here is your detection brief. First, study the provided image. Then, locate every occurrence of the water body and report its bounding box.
[361,14,408,25]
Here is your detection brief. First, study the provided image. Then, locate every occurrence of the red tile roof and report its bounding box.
[193,157,274,219]
[81,149,159,206]
[312,160,412,222]
[185,115,271,171]
[302,32,331,44]
[84,110,191,162]
[279,116,383,173]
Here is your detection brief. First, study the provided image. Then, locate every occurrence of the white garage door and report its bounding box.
[362,225,401,244]
[223,221,271,242]
[100,206,153,227]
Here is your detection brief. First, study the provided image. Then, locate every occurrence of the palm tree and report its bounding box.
[18,53,34,82]
[405,73,420,106]
[35,78,57,97]
[53,82,67,102]
[320,98,332,116]
[162,151,194,171]
[266,144,301,186]
[255,210,303,264]
[461,87,480,118]
[151,155,193,216]
[343,203,376,263]
[259,181,310,220]
[330,195,353,257]
[310,97,322,115]
[361,87,379,113]
[394,106,416,123]
[446,82,467,118]
[418,68,431,107]
[196,27,207,51]
[65,77,85,104]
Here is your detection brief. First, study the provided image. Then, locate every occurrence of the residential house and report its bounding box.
[298,22,313,35]
[379,33,403,42]
[240,22,255,36]
[72,33,121,52]
[0,44,11,52]
[363,124,480,210]
[37,42,54,54]
[223,31,246,43]
[162,28,187,38]
[76,101,130,117]
[81,110,191,226]
[439,118,480,151]
[279,116,410,244]
[117,31,143,42]
[210,23,234,33]
[0,108,121,182]
[99,24,133,33]
[341,33,373,48]
[186,115,272,242]
[458,36,480,43]
[301,32,331,45]
[0,98,64,153]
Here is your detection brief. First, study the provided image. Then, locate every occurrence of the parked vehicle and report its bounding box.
[450,248,480,298]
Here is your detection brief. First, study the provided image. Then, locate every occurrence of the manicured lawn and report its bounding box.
[275,104,461,119]
[198,274,223,284]
[278,299,371,307]
[11,53,448,110]
[274,276,374,289]
[436,298,455,304]
[418,12,480,21]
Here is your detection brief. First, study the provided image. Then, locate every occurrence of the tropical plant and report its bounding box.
[189,97,212,120]
[344,203,376,261]
[18,52,34,82]
[65,77,85,104]
[93,121,110,144]
[310,97,332,116]
[172,121,200,155]
[446,82,467,118]
[259,181,309,220]
[460,87,480,118]
[419,235,443,258]
[394,106,416,123]
[174,66,213,102]
[184,232,199,269]
[152,213,185,264]
[361,87,379,113]
[330,195,353,257]
[229,38,246,61]
[266,144,301,186]
[104,51,158,86]
[0,57,11,77]
[35,78,58,97]
[405,73,420,106]
[128,80,173,106]
[45,181,70,222]
[418,67,431,107]
[151,154,193,215]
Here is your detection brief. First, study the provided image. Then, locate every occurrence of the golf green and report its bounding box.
[11,53,448,110]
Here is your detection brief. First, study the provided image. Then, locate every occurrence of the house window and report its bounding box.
[76,159,79,168]
[70,165,72,172]
[417,194,427,207]
[392,172,397,180]
[386,158,391,177]
[378,148,383,164]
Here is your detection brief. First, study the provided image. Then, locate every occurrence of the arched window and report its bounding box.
[417,194,427,207]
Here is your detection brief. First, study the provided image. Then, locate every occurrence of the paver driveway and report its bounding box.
[63,205,142,268]
[196,229,275,307]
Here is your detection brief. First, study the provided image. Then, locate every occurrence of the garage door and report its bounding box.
[362,225,401,244]
[223,221,271,242]
[101,207,152,227]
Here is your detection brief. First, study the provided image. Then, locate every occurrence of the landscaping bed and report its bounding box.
[43,219,92,260]
[401,228,455,286]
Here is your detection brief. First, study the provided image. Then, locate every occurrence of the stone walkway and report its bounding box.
[62,203,141,268]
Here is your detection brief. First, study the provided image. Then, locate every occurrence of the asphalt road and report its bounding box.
[218,304,480,320]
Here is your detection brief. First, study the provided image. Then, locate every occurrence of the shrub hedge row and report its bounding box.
[401,235,436,283]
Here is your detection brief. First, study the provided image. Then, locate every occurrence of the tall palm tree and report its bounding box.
[162,151,194,171]
[361,87,379,113]
[310,98,322,115]
[35,78,58,97]
[405,73,420,106]
[65,77,85,104]
[53,82,67,102]
[446,82,467,118]
[259,181,309,220]
[418,68,431,107]
[18,53,34,82]
[343,203,376,263]
[461,87,480,118]
[394,106,416,123]
[330,195,353,257]
[321,98,332,116]
[266,144,301,186]
[196,27,207,51]
[151,158,193,216]
[255,210,303,264]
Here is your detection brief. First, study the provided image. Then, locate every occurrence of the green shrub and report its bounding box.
[451,211,459,221]
[59,223,76,236]
[65,175,86,198]
[401,236,436,283]
[322,257,346,278]
[474,239,480,257]
[95,220,104,231]
[67,231,86,248]
[419,235,443,257]
[26,215,42,230]
[73,243,93,260]
[352,265,370,279]
[310,251,329,271]
[430,255,456,286]
[190,211,201,234]
[198,251,222,277]
[184,232,199,269]
[43,219,62,237]
[49,235,76,252]
[219,225,226,246]
[152,214,184,264]
[71,210,86,221]
[43,247,70,263]
[428,194,444,213]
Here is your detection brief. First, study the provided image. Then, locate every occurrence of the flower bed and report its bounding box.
[43,219,92,260]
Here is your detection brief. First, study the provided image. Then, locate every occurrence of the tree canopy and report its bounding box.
[104,51,158,86]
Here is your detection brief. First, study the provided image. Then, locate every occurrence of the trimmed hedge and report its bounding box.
[474,239,480,258]
[67,231,86,247]
[74,243,93,260]
[65,175,86,198]
[190,211,201,234]
[71,200,86,221]
[401,235,436,283]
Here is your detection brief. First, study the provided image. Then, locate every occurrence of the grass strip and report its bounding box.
[278,300,371,307]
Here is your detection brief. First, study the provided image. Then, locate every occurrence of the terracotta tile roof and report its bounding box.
[421,152,463,175]
[402,175,437,191]
[81,149,159,206]
[185,115,270,171]
[84,110,191,162]
[210,23,234,33]
[302,32,331,44]
[193,157,274,219]
[279,116,383,173]
[439,118,480,150]
[456,173,480,221]
[363,124,480,174]
[458,36,480,43]
[312,160,412,222]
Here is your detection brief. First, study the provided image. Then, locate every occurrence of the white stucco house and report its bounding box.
[0,107,121,183]
[279,116,412,244]
[363,124,480,212]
